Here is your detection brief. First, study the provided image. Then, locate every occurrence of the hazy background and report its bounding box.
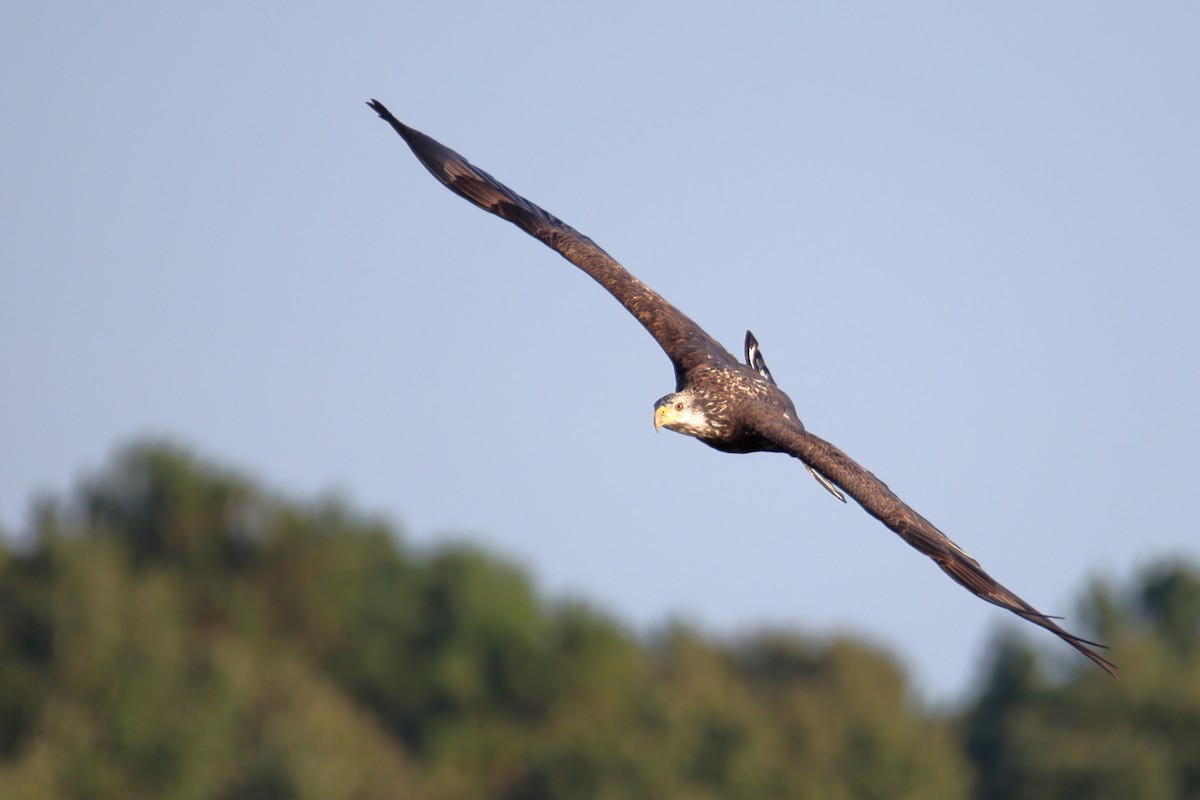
[3,2,1197,702]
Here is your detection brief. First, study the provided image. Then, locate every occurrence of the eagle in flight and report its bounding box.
[367,99,1117,678]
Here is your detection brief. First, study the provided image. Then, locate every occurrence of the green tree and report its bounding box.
[963,560,1200,800]
[27,440,1184,798]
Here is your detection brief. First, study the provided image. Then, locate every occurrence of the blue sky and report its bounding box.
[3,3,1197,701]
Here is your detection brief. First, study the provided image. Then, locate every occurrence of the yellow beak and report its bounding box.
[654,405,670,432]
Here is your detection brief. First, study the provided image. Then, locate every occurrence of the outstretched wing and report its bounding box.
[746,331,846,503]
[752,414,1118,678]
[367,99,735,380]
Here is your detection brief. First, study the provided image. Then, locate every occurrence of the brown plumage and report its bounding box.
[368,99,1118,678]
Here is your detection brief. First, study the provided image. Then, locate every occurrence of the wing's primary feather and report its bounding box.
[753,415,1118,678]
[367,99,733,379]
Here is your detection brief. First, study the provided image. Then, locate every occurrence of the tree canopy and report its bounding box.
[0,442,1195,799]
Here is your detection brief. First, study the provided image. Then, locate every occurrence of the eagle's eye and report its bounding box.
[674,401,685,412]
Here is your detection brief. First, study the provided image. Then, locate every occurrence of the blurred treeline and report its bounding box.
[1,443,1197,799]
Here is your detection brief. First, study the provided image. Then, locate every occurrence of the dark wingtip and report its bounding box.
[366,98,419,148]
[366,98,393,121]
[1094,653,1121,680]
[1019,611,1120,679]
[744,330,758,367]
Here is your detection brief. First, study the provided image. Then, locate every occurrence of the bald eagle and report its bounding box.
[368,99,1117,679]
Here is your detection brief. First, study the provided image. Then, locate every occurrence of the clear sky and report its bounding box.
[3,3,1197,702]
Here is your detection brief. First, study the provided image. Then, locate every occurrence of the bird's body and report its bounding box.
[660,362,791,453]
[368,99,1118,678]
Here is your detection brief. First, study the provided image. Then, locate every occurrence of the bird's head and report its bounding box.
[653,389,712,438]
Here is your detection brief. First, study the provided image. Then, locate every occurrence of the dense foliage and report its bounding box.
[0,443,1196,798]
